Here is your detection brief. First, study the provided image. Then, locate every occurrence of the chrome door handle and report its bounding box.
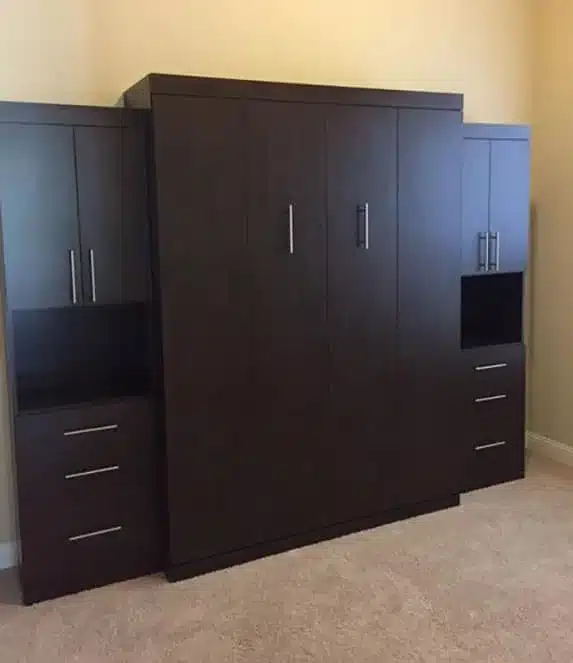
[478,232,489,271]
[488,231,499,271]
[474,363,508,371]
[68,526,122,542]
[88,249,97,303]
[474,394,507,403]
[65,465,119,480]
[69,249,78,304]
[288,203,294,255]
[364,202,370,250]
[63,424,118,437]
[475,441,507,451]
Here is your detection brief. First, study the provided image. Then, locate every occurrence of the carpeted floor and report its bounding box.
[1,453,573,662]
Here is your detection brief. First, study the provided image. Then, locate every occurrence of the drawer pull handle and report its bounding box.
[474,363,508,372]
[64,424,119,437]
[475,441,507,451]
[68,526,122,542]
[65,465,119,480]
[475,394,507,403]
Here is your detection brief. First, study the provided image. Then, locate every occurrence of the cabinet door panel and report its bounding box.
[462,139,490,275]
[0,124,80,309]
[247,101,329,537]
[152,96,251,564]
[489,139,530,273]
[75,124,149,304]
[397,109,463,505]
[326,105,398,520]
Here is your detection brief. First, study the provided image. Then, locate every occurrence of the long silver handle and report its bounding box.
[288,203,294,255]
[478,232,489,271]
[64,424,118,437]
[65,465,119,480]
[68,526,122,543]
[475,394,507,403]
[88,249,97,303]
[69,249,78,304]
[364,202,370,250]
[487,232,498,271]
[475,441,507,452]
[474,363,508,372]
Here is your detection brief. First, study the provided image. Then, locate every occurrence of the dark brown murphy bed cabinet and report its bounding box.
[0,80,530,604]
[0,103,161,604]
[460,124,530,493]
[124,75,465,581]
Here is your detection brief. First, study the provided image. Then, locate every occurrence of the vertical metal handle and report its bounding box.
[88,249,97,303]
[364,202,370,250]
[495,231,501,271]
[478,232,489,272]
[288,203,294,255]
[69,249,78,304]
[487,232,498,271]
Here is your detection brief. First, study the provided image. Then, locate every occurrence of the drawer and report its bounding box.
[463,343,525,399]
[465,436,525,492]
[20,520,160,604]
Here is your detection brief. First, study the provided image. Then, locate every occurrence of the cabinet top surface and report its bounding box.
[129,73,464,111]
[463,123,530,141]
[0,101,147,127]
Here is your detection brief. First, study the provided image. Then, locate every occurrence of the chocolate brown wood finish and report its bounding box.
[247,101,329,537]
[151,95,251,565]
[397,109,464,506]
[324,105,399,521]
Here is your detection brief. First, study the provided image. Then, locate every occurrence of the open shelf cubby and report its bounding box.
[11,303,152,413]
[461,272,523,349]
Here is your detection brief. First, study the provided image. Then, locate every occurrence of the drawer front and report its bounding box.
[464,343,525,399]
[20,522,160,604]
[466,436,525,492]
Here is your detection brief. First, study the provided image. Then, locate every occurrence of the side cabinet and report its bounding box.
[462,125,530,275]
[397,109,463,506]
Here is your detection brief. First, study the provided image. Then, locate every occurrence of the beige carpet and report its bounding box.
[1,453,573,662]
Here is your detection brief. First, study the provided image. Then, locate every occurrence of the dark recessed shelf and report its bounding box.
[461,272,523,349]
[12,304,151,413]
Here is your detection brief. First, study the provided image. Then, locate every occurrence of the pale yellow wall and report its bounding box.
[97,0,534,122]
[0,0,535,547]
[529,0,573,445]
[0,0,99,104]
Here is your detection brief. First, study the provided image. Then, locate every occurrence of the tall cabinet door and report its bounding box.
[461,138,490,275]
[489,139,530,273]
[325,106,398,521]
[0,124,81,309]
[75,122,149,304]
[397,109,463,506]
[152,95,251,564]
[247,101,329,537]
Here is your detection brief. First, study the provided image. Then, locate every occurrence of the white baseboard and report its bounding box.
[0,542,16,570]
[527,431,573,468]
